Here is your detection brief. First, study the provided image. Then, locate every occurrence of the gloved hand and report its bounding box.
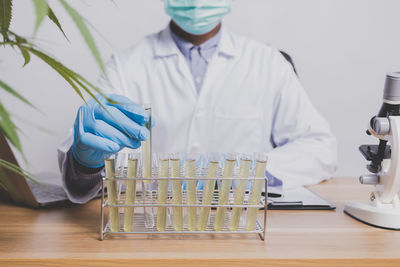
[72,94,150,168]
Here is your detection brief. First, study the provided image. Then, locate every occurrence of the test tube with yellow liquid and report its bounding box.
[198,155,219,231]
[185,154,198,231]
[142,105,152,183]
[156,155,169,231]
[105,155,120,232]
[123,153,139,232]
[230,155,251,231]
[170,155,183,232]
[246,154,267,231]
[170,155,183,231]
[214,154,236,231]
[142,105,154,228]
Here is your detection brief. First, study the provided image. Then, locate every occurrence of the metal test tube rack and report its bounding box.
[100,173,268,241]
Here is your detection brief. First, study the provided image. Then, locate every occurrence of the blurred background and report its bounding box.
[1,0,400,178]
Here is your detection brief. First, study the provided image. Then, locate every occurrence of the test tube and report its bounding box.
[230,155,251,231]
[246,153,267,231]
[170,155,183,231]
[142,104,152,183]
[123,153,139,232]
[156,154,169,232]
[185,154,198,231]
[105,155,120,232]
[198,154,219,231]
[214,154,236,231]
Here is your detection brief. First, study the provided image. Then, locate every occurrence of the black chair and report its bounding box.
[280,50,297,75]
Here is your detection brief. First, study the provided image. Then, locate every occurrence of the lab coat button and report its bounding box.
[196,109,205,117]
[191,144,200,153]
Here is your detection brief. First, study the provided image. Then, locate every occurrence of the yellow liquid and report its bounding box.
[230,160,251,231]
[185,160,197,231]
[197,161,218,231]
[214,159,235,231]
[246,161,267,230]
[123,159,138,232]
[171,159,183,231]
[156,159,169,232]
[105,158,119,232]
[142,108,152,183]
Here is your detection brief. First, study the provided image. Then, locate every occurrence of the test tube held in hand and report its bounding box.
[105,156,120,232]
[170,156,183,231]
[142,105,152,183]
[214,155,235,231]
[198,155,219,231]
[123,154,138,232]
[185,155,198,231]
[156,155,169,231]
[246,154,267,231]
[230,156,251,231]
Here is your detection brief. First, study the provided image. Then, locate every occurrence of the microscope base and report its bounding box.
[344,201,400,230]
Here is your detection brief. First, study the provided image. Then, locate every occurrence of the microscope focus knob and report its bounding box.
[372,117,390,135]
[360,174,379,184]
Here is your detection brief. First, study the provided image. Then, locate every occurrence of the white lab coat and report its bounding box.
[58,25,337,201]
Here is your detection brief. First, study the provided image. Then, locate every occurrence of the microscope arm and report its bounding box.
[378,116,400,204]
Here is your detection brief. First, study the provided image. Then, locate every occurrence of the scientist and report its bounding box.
[58,0,337,203]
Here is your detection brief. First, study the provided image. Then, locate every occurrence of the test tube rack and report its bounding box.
[100,166,268,241]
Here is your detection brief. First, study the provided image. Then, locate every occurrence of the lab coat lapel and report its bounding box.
[177,55,198,100]
[154,26,198,101]
[197,27,237,105]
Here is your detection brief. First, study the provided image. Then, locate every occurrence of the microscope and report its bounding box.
[344,72,400,230]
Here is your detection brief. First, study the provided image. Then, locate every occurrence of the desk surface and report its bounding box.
[1,177,399,266]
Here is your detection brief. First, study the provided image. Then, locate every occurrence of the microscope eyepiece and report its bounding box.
[383,72,400,103]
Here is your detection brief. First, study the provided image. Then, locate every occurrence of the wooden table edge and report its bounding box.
[1,258,400,266]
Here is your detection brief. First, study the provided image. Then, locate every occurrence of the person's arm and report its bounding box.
[59,146,104,204]
[58,54,148,203]
[58,130,104,203]
[266,51,338,190]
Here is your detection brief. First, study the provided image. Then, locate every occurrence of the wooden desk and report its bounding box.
[1,177,399,266]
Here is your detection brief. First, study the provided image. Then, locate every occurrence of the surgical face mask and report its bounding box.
[165,0,232,35]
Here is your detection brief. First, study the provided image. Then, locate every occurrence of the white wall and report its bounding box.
[2,0,400,178]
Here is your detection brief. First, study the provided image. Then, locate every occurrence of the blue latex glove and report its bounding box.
[72,94,150,168]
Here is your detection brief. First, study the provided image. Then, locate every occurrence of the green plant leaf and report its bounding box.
[5,41,123,139]
[59,0,105,73]
[19,45,133,139]
[32,0,48,36]
[47,5,68,41]
[0,159,39,184]
[14,33,28,44]
[11,112,55,135]
[24,45,86,101]
[0,101,22,153]
[0,80,36,109]
[17,45,30,66]
[0,168,10,191]
[0,0,12,41]
[22,44,107,104]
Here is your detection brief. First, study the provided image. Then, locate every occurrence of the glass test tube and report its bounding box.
[142,105,152,183]
[230,156,251,231]
[246,154,267,231]
[156,155,169,231]
[214,155,235,231]
[105,156,120,232]
[198,157,219,231]
[123,154,138,232]
[185,155,198,231]
[170,156,183,231]
[142,105,153,228]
